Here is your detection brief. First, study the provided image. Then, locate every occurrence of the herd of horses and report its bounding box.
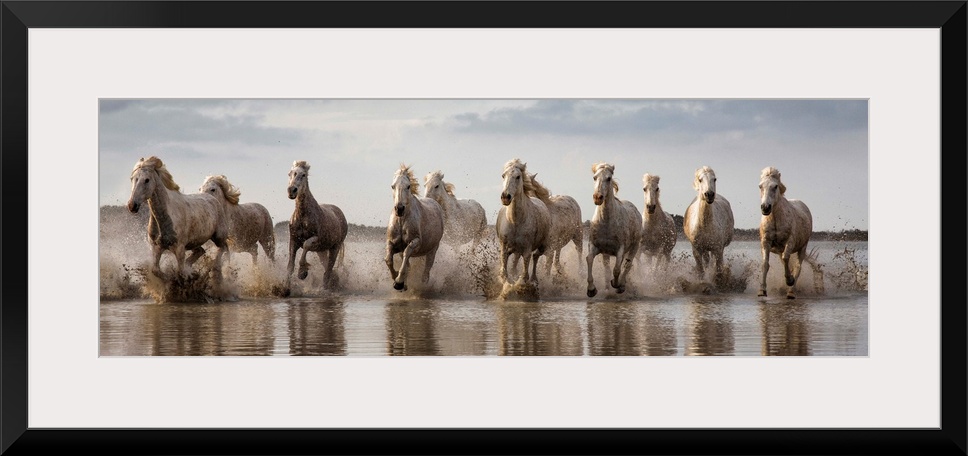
[125,156,813,300]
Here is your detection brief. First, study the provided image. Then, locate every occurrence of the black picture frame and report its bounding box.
[2,1,965,455]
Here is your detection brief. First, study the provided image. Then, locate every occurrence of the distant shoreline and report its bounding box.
[99,205,868,243]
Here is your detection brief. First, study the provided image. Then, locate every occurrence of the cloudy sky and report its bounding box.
[99,99,868,231]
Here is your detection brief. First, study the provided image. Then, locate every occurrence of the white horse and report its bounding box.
[528,172,583,277]
[683,166,734,281]
[423,170,487,249]
[639,173,677,272]
[199,175,275,265]
[126,156,229,281]
[496,159,551,285]
[757,167,813,299]
[386,164,445,291]
[586,162,642,297]
[285,161,348,295]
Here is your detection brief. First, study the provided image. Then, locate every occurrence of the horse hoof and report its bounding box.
[616,286,625,294]
[393,281,405,291]
[758,290,767,297]
[786,293,796,300]
[587,288,597,298]
[786,277,796,286]
[610,279,620,289]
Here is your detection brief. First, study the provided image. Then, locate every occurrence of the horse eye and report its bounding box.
[643,187,647,191]
[714,178,717,182]
[516,176,520,180]
[606,177,611,182]
[435,185,439,189]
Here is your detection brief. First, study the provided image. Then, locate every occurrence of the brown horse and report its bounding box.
[285,160,348,295]
[200,174,275,265]
[126,156,230,281]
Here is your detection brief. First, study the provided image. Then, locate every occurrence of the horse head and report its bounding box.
[391,164,418,216]
[127,156,178,213]
[500,159,528,206]
[643,173,661,214]
[759,166,786,216]
[200,175,241,205]
[288,161,310,200]
[591,162,617,206]
[423,170,450,203]
[694,166,718,204]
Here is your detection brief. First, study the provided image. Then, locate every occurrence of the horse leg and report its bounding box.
[395,237,421,291]
[611,247,626,291]
[385,243,399,284]
[714,248,727,281]
[151,246,166,280]
[787,247,807,299]
[586,245,599,298]
[544,249,554,276]
[520,246,533,284]
[422,246,438,286]
[781,244,796,299]
[322,247,340,290]
[281,240,298,296]
[498,244,511,284]
[692,247,705,280]
[758,242,770,297]
[298,236,319,280]
[172,245,190,279]
[616,248,636,294]
[530,246,545,284]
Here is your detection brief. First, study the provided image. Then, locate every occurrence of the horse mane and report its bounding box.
[397,164,419,196]
[424,170,456,196]
[760,166,786,194]
[503,158,538,195]
[527,173,552,202]
[133,156,180,191]
[205,174,241,205]
[643,173,660,188]
[592,162,619,193]
[292,160,310,172]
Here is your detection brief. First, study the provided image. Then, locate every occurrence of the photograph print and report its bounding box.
[98,98,869,356]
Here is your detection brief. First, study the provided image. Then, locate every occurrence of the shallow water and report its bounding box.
[99,293,867,356]
[99,238,868,356]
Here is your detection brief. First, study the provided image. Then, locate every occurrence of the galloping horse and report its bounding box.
[757,167,813,299]
[496,159,551,286]
[527,172,583,277]
[684,166,734,281]
[385,164,445,291]
[586,162,642,297]
[200,175,275,265]
[423,170,487,250]
[285,160,348,295]
[126,156,230,281]
[639,173,677,272]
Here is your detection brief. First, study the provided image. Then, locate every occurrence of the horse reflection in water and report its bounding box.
[759,301,811,356]
[497,302,583,356]
[288,298,346,356]
[685,298,736,356]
